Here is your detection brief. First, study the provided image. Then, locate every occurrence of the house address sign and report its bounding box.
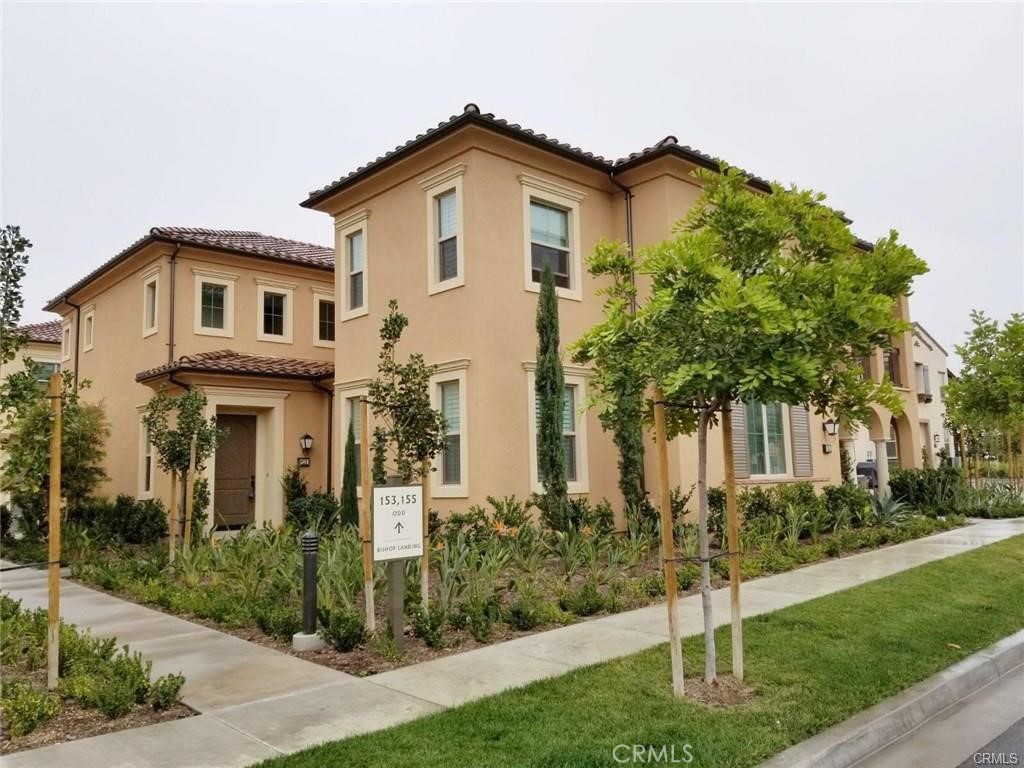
[372,485,423,562]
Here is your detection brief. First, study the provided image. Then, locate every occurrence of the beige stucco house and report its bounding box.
[1,321,62,508]
[45,228,336,529]
[302,104,928,521]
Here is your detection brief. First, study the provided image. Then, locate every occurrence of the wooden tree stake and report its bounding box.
[168,470,178,563]
[46,373,62,691]
[360,398,375,632]
[653,387,684,697]
[183,436,197,548]
[721,402,744,681]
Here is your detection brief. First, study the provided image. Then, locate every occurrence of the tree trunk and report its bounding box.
[697,408,717,684]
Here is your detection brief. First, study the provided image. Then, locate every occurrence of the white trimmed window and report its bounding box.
[142,272,159,337]
[336,210,370,321]
[520,174,584,301]
[138,419,155,498]
[313,289,335,347]
[61,321,72,361]
[421,164,466,294]
[194,269,236,337]
[81,306,95,352]
[430,361,469,497]
[745,401,789,476]
[256,280,294,344]
[525,365,589,494]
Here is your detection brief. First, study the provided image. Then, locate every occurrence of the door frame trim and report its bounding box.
[200,386,289,532]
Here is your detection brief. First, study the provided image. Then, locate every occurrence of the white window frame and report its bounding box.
[312,287,336,348]
[524,362,590,495]
[193,268,237,337]
[338,381,370,498]
[746,401,792,479]
[336,210,369,321]
[520,173,584,302]
[142,269,160,338]
[429,360,470,498]
[255,279,295,344]
[61,320,72,362]
[81,306,95,352]
[421,164,466,295]
[138,415,155,499]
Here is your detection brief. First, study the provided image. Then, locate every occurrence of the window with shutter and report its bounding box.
[789,405,813,477]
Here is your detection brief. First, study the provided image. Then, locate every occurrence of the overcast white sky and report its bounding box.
[3,2,1022,367]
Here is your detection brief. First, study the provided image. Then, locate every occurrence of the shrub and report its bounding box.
[739,487,776,522]
[823,484,871,528]
[439,507,491,543]
[676,564,699,591]
[149,673,185,711]
[318,607,366,651]
[711,556,730,580]
[288,492,340,531]
[95,676,136,718]
[889,467,961,514]
[109,648,152,703]
[707,487,726,538]
[559,582,605,617]
[0,681,60,736]
[487,495,533,530]
[254,601,302,641]
[459,596,500,642]
[638,573,665,597]
[280,463,308,507]
[411,605,446,648]
[823,538,842,558]
[505,594,544,631]
[69,495,167,544]
[0,504,11,539]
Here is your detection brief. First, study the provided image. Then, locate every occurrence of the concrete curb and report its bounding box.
[759,629,1024,768]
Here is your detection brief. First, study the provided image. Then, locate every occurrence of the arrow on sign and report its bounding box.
[394,521,404,534]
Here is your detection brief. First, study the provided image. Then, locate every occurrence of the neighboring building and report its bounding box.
[847,321,953,477]
[302,104,929,521]
[0,320,62,507]
[45,228,336,529]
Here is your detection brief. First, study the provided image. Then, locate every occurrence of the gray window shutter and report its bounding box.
[789,405,813,477]
[731,402,750,479]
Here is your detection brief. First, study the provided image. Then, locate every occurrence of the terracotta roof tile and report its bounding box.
[46,228,333,311]
[136,350,333,383]
[14,320,62,344]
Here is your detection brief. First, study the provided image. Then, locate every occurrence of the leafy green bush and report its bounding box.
[69,495,167,544]
[823,484,871,528]
[889,467,962,515]
[677,564,699,591]
[95,676,136,718]
[411,605,446,648]
[254,601,301,641]
[559,582,605,617]
[0,504,11,539]
[149,673,185,711]
[0,681,60,736]
[823,538,842,557]
[707,487,726,538]
[739,487,776,522]
[487,495,533,530]
[638,573,665,597]
[317,607,366,651]
[505,590,545,631]
[288,492,340,531]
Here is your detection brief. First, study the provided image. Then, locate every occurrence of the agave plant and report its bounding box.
[548,527,587,581]
[870,495,910,527]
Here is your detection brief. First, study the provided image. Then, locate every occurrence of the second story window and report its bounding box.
[347,230,364,311]
[193,269,236,337]
[256,280,294,343]
[318,299,335,342]
[436,191,458,282]
[82,307,95,352]
[33,361,60,388]
[61,321,71,361]
[530,201,570,289]
[142,271,159,337]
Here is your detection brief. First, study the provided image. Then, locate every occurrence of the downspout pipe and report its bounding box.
[313,377,334,494]
[608,171,637,316]
[64,296,82,390]
[167,244,181,365]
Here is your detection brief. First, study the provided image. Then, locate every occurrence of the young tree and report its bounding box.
[0,370,109,536]
[142,388,221,547]
[339,420,359,526]
[1,225,32,365]
[367,300,446,484]
[535,265,570,530]
[574,167,926,683]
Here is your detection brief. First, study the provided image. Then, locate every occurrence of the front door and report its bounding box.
[214,414,257,528]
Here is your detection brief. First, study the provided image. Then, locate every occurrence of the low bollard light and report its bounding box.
[292,530,325,651]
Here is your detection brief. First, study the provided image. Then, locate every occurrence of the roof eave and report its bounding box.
[136,366,334,384]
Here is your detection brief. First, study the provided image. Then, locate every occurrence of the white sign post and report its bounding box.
[372,485,424,562]
[372,484,423,651]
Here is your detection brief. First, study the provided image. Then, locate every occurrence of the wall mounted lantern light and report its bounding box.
[298,433,314,467]
[822,418,840,437]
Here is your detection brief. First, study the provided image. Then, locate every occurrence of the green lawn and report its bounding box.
[258,535,1024,768]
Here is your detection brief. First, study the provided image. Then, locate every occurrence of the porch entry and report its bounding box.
[214,413,257,528]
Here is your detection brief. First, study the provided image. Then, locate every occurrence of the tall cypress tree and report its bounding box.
[339,420,359,527]
[536,265,569,529]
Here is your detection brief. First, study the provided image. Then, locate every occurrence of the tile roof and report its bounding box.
[14,320,62,344]
[46,227,333,311]
[136,350,334,383]
[302,104,773,208]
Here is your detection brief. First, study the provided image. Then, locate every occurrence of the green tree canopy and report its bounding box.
[142,387,221,476]
[0,225,32,365]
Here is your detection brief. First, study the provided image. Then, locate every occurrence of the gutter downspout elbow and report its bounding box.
[64,296,81,390]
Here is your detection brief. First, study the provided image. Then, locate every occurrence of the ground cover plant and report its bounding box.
[0,594,189,752]
[41,483,970,677]
[252,533,1024,768]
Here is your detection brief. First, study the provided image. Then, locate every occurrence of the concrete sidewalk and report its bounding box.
[2,518,1022,768]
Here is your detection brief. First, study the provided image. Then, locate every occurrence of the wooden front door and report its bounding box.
[214,414,257,528]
